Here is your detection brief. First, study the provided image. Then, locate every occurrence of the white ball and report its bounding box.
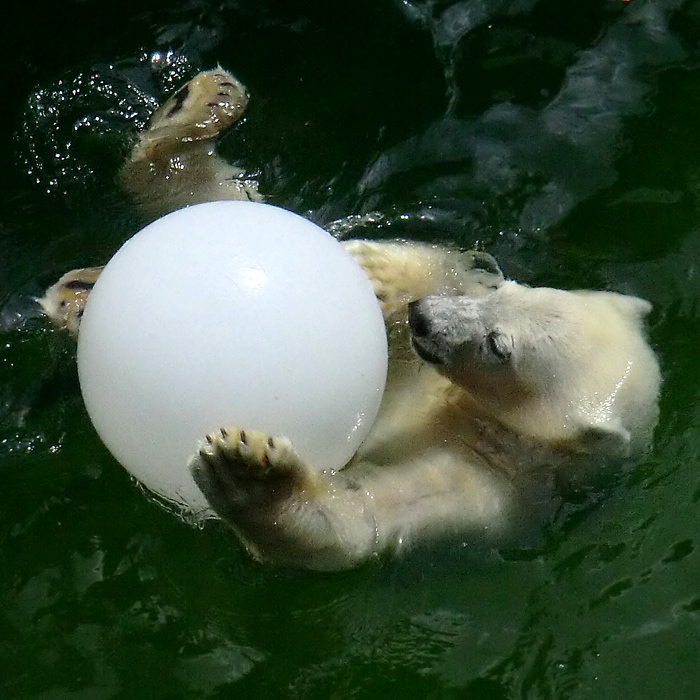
[77,201,387,513]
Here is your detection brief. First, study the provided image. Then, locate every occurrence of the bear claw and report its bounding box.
[191,426,320,515]
[147,69,249,139]
[196,427,301,485]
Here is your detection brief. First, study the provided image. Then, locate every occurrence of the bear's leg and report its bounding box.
[36,266,103,336]
[122,68,261,219]
[190,428,379,571]
[190,426,508,570]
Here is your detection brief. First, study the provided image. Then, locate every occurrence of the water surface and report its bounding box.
[2,1,700,698]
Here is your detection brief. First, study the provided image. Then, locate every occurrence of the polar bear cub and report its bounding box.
[39,68,660,571]
[189,244,659,570]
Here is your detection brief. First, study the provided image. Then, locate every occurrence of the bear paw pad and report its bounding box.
[148,68,249,140]
[191,427,313,511]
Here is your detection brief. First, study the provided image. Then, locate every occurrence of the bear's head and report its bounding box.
[408,281,660,457]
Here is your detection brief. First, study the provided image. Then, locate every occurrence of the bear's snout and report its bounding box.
[408,299,447,366]
[408,299,432,338]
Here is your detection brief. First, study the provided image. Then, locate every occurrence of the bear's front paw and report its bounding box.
[37,266,103,337]
[343,241,408,317]
[147,68,249,142]
[190,427,319,516]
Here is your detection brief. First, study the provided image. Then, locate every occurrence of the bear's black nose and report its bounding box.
[408,299,432,337]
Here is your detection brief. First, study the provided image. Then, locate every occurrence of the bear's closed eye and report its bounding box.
[485,331,512,363]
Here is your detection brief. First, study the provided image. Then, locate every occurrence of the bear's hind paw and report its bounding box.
[147,68,249,142]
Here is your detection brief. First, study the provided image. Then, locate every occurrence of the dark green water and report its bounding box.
[2,1,700,697]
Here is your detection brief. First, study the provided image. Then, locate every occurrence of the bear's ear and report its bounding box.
[458,251,504,291]
[577,419,631,459]
[602,292,652,321]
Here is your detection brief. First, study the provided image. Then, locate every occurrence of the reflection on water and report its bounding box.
[2,0,700,698]
[361,0,688,236]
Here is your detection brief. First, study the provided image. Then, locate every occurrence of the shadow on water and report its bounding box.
[2,0,700,698]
